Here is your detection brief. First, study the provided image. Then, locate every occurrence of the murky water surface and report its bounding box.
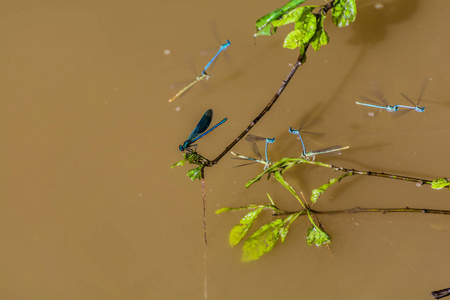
[1,0,450,299]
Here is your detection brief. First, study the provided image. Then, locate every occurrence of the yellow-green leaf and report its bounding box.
[187,167,202,181]
[310,15,329,51]
[242,219,284,262]
[229,208,264,247]
[280,212,302,243]
[171,158,186,169]
[431,178,450,190]
[282,9,317,55]
[306,225,331,246]
[332,0,357,28]
[311,173,353,203]
[254,0,308,36]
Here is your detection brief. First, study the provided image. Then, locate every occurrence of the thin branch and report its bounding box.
[331,165,434,186]
[208,56,305,166]
[273,206,450,216]
[204,1,337,166]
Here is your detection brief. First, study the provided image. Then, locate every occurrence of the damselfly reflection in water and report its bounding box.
[168,40,231,103]
[289,127,349,160]
[179,109,227,152]
[231,134,275,169]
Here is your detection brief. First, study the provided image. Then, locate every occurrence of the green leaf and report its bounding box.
[216,205,268,214]
[311,173,353,203]
[273,171,306,208]
[280,212,302,243]
[431,178,450,190]
[332,0,357,28]
[255,0,308,36]
[229,207,264,247]
[306,225,331,246]
[244,157,305,188]
[267,193,275,205]
[172,152,208,171]
[282,9,317,55]
[215,207,235,214]
[171,158,186,169]
[183,152,208,165]
[187,167,202,181]
[242,219,284,262]
[311,178,338,203]
[310,14,329,51]
[271,6,315,27]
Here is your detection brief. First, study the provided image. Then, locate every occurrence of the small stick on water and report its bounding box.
[431,287,450,299]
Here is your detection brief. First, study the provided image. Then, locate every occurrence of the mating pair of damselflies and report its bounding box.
[356,93,425,112]
[356,80,430,113]
[168,40,231,103]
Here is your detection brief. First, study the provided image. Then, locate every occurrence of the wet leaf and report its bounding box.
[183,152,208,165]
[229,207,264,247]
[310,14,329,51]
[271,6,315,27]
[280,212,302,243]
[242,219,284,262]
[311,173,353,203]
[306,225,331,246]
[216,205,268,214]
[187,167,202,181]
[171,158,186,169]
[245,157,305,188]
[273,171,306,207]
[431,178,450,190]
[215,207,237,214]
[282,8,316,54]
[332,0,357,28]
[255,0,308,36]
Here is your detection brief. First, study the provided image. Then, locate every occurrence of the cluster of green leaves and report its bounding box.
[216,161,353,261]
[431,178,450,190]
[255,0,356,56]
[217,200,305,262]
[171,152,209,181]
[219,147,450,261]
[245,157,332,188]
